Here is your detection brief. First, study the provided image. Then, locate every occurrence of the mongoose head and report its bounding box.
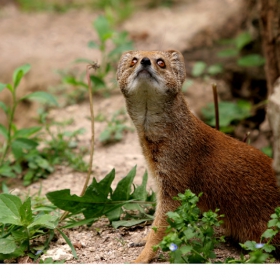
[117,50,186,98]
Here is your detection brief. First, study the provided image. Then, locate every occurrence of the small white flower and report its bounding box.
[169,243,178,251]
[255,243,264,249]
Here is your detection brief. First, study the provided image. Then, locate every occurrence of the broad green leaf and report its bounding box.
[0,101,8,114]
[11,138,38,159]
[63,76,87,88]
[0,241,27,261]
[85,168,115,202]
[22,91,58,106]
[217,49,238,58]
[191,61,207,77]
[111,166,136,201]
[46,189,94,213]
[237,54,265,67]
[13,126,42,139]
[0,194,22,225]
[261,228,278,239]
[28,214,58,229]
[19,197,33,226]
[87,40,99,49]
[201,101,252,128]
[207,64,223,75]
[131,170,148,201]
[0,165,16,178]
[0,83,6,93]
[93,15,113,42]
[6,83,13,92]
[235,32,252,50]
[0,124,8,139]
[105,206,123,222]
[13,64,31,89]
[112,218,151,229]
[242,241,257,251]
[90,75,106,88]
[0,237,17,254]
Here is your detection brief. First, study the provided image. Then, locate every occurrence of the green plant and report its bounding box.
[0,193,59,261]
[61,15,133,101]
[97,108,134,144]
[46,166,156,229]
[155,190,224,263]
[217,32,265,67]
[0,64,58,185]
[93,0,134,24]
[201,99,252,133]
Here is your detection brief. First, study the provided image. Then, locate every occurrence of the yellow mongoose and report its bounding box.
[117,50,280,263]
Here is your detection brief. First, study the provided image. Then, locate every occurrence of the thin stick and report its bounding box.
[212,83,219,131]
[60,63,99,222]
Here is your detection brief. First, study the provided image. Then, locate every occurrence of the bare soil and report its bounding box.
[0,0,272,263]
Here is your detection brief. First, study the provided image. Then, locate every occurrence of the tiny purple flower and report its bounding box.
[169,243,178,251]
[255,243,264,249]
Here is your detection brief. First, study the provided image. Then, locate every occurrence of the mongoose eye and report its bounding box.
[130,57,138,67]
[157,59,166,68]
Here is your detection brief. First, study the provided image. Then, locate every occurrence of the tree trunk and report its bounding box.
[259,0,280,186]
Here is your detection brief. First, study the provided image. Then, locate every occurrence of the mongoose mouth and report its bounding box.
[137,69,153,78]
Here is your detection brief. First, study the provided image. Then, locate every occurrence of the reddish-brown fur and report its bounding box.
[117,50,280,263]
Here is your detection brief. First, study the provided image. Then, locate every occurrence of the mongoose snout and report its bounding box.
[117,49,280,263]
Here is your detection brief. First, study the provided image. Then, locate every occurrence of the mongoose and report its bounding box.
[117,50,280,263]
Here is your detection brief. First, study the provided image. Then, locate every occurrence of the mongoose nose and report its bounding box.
[141,57,151,66]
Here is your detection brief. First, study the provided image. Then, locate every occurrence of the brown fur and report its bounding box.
[117,50,280,263]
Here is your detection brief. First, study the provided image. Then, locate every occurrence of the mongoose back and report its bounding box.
[117,50,280,263]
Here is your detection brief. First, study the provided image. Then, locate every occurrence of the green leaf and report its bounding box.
[85,168,115,202]
[0,237,17,254]
[112,218,151,228]
[74,58,95,64]
[111,166,136,201]
[201,101,252,128]
[207,64,223,75]
[93,15,113,42]
[13,126,42,139]
[13,64,31,89]
[235,32,252,50]
[11,138,38,159]
[0,164,16,178]
[262,229,278,239]
[217,49,238,58]
[63,76,87,88]
[19,197,33,226]
[57,228,77,259]
[87,40,99,49]
[0,194,22,225]
[90,75,106,88]
[131,170,148,201]
[191,62,207,77]
[22,91,58,106]
[0,101,8,114]
[242,241,257,251]
[237,54,265,67]
[28,214,58,229]
[0,124,8,139]
[0,83,7,93]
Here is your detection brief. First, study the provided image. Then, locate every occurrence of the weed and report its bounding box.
[0,65,88,187]
[61,15,133,102]
[154,190,224,263]
[97,108,134,144]
[201,99,252,133]
[155,189,279,264]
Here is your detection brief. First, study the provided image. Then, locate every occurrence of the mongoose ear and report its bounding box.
[117,51,133,81]
[165,50,186,85]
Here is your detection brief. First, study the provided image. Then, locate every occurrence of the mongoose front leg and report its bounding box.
[134,209,168,263]
[134,198,178,263]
